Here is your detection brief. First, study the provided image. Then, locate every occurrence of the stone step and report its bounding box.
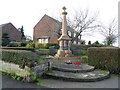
[45,70,110,82]
[52,64,95,73]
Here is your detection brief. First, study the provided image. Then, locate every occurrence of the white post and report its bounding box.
[118,1,120,48]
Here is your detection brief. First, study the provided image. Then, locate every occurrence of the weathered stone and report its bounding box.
[45,70,110,82]
[49,46,57,56]
[52,64,94,72]
[32,60,51,77]
[33,65,46,77]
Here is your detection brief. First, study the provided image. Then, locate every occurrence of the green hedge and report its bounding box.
[26,43,59,49]
[88,47,120,74]
[2,49,39,68]
[26,43,35,48]
[7,42,28,47]
[2,47,35,52]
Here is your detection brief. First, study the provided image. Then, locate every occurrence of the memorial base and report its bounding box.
[55,50,73,57]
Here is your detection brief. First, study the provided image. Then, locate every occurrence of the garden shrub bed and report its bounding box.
[7,42,28,47]
[88,47,120,74]
[26,43,59,49]
[2,47,35,52]
[2,49,39,68]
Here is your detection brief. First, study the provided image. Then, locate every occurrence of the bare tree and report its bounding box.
[66,9,100,44]
[99,18,118,46]
[25,35,32,42]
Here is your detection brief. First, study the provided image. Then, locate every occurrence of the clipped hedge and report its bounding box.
[26,43,59,49]
[26,43,35,48]
[7,42,28,47]
[88,47,120,74]
[43,43,59,49]
[2,47,35,52]
[2,49,39,68]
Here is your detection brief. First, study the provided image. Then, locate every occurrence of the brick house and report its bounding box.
[0,22,22,42]
[33,14,81,44]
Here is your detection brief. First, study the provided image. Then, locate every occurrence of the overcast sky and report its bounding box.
[0,0,119,46]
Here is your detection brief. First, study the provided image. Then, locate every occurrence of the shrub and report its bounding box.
[21,42,28,47]
[81,40,86,45]
[2,47,35,52]
[26,43,35,48]
[90,44,103,47]
[88,41,91,45]
[2,33,10,46]
[90,41,103,47]
[94,41,100,44]
[26,43,59,49]
[2,49,39,68]
[35,43,44,49]
[2,71,23,81]
[43,43,59,49]
[7,42,28,47]
[88,47,120,74]
[7,42,20,47]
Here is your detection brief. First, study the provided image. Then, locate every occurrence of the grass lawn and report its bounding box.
[111,74,120,78]
[36,78,46,85]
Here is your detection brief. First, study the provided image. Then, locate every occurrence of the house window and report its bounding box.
[73,41,76,44]
[68,31,71,36]
[38,38,48,43]
[74,33,76,37]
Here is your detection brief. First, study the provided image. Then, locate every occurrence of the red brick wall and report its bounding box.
[2,23,22,42]
[33,15,60,44]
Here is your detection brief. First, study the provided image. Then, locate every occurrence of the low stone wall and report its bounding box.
[33,60,49,77]
[70,45,90,55]
[34,45,90,56]
[0,60,30,77]
[87,47,120,74]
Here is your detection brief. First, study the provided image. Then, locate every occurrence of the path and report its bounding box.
[0,73,47,89]
[0,73,119,89]
[41,75,119,88]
